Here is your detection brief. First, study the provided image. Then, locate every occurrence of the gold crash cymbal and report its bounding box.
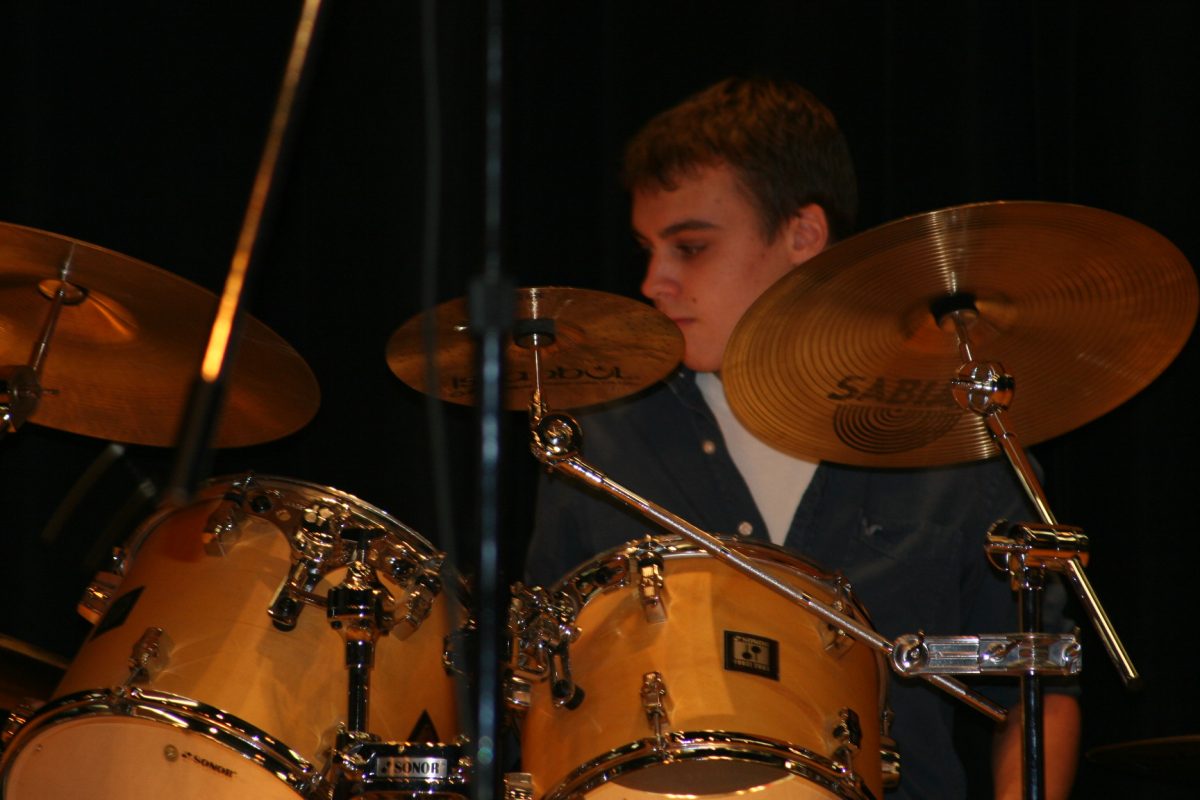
[0,221,319,447]
[387,286,683,410]
[724,201,1198,467]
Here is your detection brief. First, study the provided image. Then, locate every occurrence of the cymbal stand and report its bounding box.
[0,246,81,437]
[934,299,1140,799]
[522,359,1006,724]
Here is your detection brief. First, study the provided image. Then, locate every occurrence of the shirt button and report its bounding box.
[702,439,717,455]
[737,521,753,537]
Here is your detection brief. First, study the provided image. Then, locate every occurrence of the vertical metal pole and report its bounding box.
[471,1,508,799]
[1018,572,1046,800]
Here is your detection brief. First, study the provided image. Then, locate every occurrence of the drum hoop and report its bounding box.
[540,730,878,800]
[552,534,874,625]
[0,687,327,796]
[124,473,436,561]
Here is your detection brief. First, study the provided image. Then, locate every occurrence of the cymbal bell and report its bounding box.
[0,221,320,447]
[386,286,683,410]
[723,201,1198,467]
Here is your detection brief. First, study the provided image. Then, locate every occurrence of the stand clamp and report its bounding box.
[892,632,1081,677]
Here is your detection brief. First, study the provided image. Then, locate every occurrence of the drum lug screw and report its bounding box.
[640,671,672,747]
[126,626,173,685]
[831,707,862,778]
[633,547,668,625]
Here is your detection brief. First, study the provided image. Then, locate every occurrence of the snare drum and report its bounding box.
[0,475,464,799]
[512,535,892,800]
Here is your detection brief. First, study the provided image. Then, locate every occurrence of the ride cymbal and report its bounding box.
[386,286,683,410]
[723,201,1198,467]
[0,221,319,447]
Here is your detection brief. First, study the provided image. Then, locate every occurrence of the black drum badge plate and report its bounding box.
[724,630,779,680]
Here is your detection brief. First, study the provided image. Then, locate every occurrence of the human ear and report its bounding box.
[785,203,830,264]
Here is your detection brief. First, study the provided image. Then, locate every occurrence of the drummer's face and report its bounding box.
[634,163,825,373]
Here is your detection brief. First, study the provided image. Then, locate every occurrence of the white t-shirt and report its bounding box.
[696,371,818,546]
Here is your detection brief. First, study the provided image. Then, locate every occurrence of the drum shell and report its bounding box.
[2,477,460,798]
[520,538,885,800]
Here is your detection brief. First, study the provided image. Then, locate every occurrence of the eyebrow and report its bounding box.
[635,218,720,242]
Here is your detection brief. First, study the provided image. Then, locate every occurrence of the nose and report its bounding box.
[640,251,678,303]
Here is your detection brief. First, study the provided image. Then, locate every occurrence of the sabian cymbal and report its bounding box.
[723,201,1198,467]
[386,286,683,410]
[0,221,319,447]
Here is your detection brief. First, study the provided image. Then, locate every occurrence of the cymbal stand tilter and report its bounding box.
[0,247,80,438]
[517,326,1009,726]
[902,296,1141,800]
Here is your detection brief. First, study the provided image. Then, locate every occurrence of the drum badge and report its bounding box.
[724,631,779,680]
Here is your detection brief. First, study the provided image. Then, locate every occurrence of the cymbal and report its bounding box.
[723,201,1198,467]
[1087,735,1200,782]
[386,286,683,410]
[0,221,320,447]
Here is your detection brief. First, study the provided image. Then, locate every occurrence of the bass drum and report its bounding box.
[0,475,465,799]
[515,535,894,800]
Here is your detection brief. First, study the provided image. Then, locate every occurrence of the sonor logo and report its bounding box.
[182,751,237,779]
[375,756,449,778]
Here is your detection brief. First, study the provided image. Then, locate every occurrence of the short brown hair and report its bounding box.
[622,77,858,242]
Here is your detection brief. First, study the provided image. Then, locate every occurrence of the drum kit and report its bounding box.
[0,200,1196,800]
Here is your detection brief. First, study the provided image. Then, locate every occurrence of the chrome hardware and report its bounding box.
[77,546,128,624]
[880,733,902,790]
[395,573,441,639]
[640,671,671,746]
[891,631,1082,676]
[2,701,39,749]
[504,772,535,800]
[819,575,855,656]
[333,739,470,797]
[507,584,580,681]
[127,627,172,684]
[549,638,582,709]
[268,558,324,631]
[533,412,583,460]
[831,707,862,776]
[202,496,246,555]
[505,674,532,712]
[328,538,392,734]
[986,522,1090,590]
[633,543,667,624]
[507,583,584,708]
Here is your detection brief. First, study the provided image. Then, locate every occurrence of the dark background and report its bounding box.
[1,2,1198,797]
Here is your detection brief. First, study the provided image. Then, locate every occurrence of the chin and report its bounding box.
[682,355,721,373]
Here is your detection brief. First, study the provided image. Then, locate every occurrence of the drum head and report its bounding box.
[4,714,304,799]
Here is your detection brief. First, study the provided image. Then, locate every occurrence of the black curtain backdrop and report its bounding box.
[2,2,1197,797]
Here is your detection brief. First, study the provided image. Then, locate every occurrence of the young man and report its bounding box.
[526,77,1079,798]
